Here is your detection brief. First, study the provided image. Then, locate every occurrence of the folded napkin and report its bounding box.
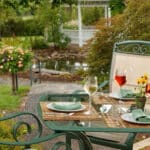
[132,109,150,122]
[120,89,135,98]
[52,102,82,110]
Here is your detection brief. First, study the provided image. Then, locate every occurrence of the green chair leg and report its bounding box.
[66,134,72,150]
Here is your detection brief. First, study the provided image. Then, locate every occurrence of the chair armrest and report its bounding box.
[0,112,91,149]
[98,80,109,93]
[98,80,109,89]
[0,112,42,148]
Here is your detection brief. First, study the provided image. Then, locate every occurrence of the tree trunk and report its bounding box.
[11,72,18,94]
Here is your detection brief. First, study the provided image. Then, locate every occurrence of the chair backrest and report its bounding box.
[109,40,150,93]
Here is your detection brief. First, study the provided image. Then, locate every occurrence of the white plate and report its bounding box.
[121,113,150,124]
[46,102,86,112]
[109,93,135,100]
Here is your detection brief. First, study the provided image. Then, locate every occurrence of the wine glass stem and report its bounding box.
[119,86,122,98]
[88,95,92,114]
[119,86,123,113]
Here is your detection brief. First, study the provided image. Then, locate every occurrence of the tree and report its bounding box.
[85,16,124,80]
[0,43,33,94]
[122,0,150,40]
[51,0,77,7]
[1,0,41,15]
[85,0,150,79]
[36,0,70,49]
[109,0,125,16]
[0,1,17,38]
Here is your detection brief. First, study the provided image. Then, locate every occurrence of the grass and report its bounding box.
[0,85,44,150]
[0,85,30,111]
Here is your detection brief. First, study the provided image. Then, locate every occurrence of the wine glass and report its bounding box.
[115,69,127,113]
[115,69,126,94]
[83,76,98,115]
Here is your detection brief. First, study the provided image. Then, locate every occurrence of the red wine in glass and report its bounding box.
[115,75,126,86]
[145,83,150,94]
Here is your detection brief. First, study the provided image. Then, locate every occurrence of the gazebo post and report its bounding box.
[78,0,83,47]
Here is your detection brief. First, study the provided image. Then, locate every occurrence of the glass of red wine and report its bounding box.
[115,70,126,87]
[115,69,127,112]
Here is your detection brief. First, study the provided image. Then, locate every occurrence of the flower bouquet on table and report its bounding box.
[134,73,149,109]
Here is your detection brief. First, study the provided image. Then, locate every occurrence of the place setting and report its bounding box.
[46,101,86,112]
[40,100,101,121]
[121,109,150,125]
[40,75,102,121]
[109,89,136,100]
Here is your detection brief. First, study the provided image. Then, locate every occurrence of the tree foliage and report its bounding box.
[86,0,150,79]
[109,0,125,16]
[82,7,104,26]
[51,0,77,7]
[86,16,124,78]
[0,0,41,15]
[36,0,70,49]
[122,0,150,40]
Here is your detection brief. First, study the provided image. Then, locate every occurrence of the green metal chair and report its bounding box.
[109,40,150,93]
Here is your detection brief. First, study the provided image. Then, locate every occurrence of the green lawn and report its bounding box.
[0,85,30,111]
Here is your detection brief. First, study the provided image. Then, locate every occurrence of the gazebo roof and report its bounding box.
[79,0,109,7]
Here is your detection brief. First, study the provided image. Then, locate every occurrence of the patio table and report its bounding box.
[37,93,150,150]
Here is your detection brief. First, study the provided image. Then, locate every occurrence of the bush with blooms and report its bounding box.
[0,45,33,73]
[136,73,149,97]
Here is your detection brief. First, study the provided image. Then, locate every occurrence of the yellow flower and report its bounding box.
[136,73,149,97]
[137,74,149,85]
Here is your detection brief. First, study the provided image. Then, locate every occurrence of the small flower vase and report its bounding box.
[135,96,146,110]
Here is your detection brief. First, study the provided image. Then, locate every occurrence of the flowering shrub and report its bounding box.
[0,45,33,73]
[136,73,149,97]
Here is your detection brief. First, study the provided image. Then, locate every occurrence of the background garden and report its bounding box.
[0,0,150,108]
[0,0,150,109]
[0,0,150,149]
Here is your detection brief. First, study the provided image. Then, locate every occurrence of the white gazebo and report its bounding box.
[77,0,111,47]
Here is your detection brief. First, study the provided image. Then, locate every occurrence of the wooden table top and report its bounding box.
[40,95,150,129]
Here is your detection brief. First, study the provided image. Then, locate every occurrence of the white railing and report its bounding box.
[62,29,98,44]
